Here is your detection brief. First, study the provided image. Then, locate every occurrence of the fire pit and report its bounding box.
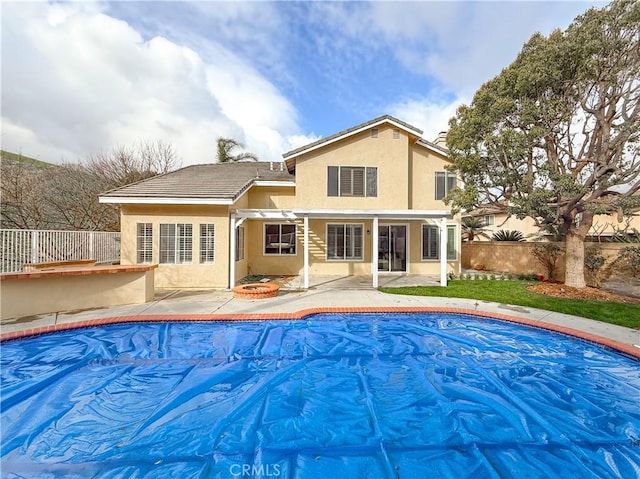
[232,282,279,299]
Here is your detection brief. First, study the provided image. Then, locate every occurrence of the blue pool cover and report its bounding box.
[1,313,639,478]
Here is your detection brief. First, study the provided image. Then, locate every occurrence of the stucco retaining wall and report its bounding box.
[0,264,156,320]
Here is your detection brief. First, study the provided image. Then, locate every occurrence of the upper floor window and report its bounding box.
[484,215,495,226]
[327,166,377,197]
[435,171,457,200]
[371,128,378,138]
[199,224,215,263]
[136,223,153,264]
[159,223,192,264]
[393,129,400,139]
[264,224,296,255]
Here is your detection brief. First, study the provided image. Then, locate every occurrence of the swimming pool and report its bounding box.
[2,312,639,478]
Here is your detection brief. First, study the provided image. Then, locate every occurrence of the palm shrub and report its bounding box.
[462,217,491,242]
[492,230,524,242]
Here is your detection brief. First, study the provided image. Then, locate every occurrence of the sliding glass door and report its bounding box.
[378,225,407,272]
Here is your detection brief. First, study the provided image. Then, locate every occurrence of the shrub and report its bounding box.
[611,228,640,243]
[492,230,525,242]
[615,246,640,278]
[532,243,564,281]
[584,245,612,287]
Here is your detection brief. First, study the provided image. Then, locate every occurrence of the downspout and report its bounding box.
[303,214,309,289]
[229,213,236,289]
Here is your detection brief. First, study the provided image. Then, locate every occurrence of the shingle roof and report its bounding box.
[282,115,424,160]
[100,162,293,201]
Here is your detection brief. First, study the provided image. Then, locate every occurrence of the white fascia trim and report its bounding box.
[292,209,453,219]
[286,119,422,159]
[253,181,296,187]
[415,139,449,157]
[99,196,234,205]
[235,209,298,219]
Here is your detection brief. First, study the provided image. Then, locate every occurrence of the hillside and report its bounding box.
[1,150,52,168]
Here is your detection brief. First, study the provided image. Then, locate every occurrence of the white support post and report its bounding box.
[440,216,448,287]
[229,213,236,290]
[303,214,309,289]
[372,216,379,288]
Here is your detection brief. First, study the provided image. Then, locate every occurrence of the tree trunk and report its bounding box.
[565,231,586,288]
[564,213,593,288]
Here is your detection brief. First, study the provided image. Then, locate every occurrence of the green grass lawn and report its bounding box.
[380,280,640,329]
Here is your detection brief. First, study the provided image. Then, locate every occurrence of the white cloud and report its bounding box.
[284,133,322,152]
[1,1,303,165]
[369,1,604,96]
[368,1,604,139]
[387,96,464,142]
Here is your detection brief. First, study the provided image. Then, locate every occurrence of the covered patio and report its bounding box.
[230,208,454,290]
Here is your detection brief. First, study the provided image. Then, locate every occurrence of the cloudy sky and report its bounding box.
[2,0,604,166]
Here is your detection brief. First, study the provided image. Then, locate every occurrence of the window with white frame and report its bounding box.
[435,171,457,200]
[327,166,377,197]
[327,224,363,260]
[136,223,153,264]
[159,223,193,264]
[422,224,456,260]
[236,226,244,261]
[484,215,495,226]
[199,224,215,263]
[264,224,296,255]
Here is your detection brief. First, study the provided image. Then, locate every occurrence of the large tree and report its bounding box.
[216,137,258,163]
[446,0,640,288]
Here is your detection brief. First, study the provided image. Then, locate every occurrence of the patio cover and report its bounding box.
[230,209,453,289]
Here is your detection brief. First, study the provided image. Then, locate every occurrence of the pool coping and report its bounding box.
[1,307,638,359]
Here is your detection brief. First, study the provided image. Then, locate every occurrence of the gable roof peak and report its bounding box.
[282,114,424,160]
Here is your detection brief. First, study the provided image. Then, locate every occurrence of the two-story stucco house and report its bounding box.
[100,115,461,289]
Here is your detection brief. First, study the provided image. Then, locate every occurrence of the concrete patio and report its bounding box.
[1,274,638,351]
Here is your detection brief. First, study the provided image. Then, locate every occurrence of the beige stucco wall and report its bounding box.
[293,124,411,209]
[120,204,231,288]
[247,186,295,209]
[0,267,155,320]
[245,219,304,276]
[590,213,640,237]
[410,146,456,210]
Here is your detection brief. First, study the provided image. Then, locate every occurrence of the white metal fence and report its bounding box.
[1,229,121,273]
